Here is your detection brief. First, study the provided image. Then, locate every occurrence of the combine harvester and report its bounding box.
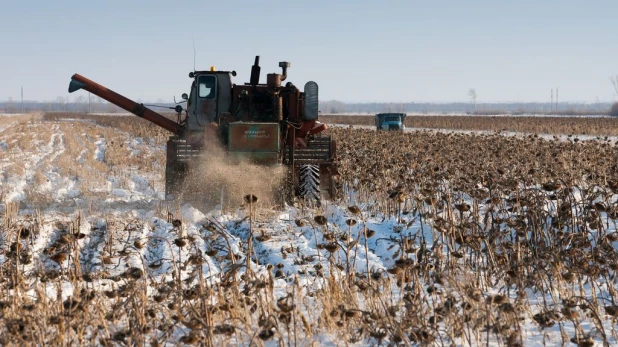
[68,56,338,206]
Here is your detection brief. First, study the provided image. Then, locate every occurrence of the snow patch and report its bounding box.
[94,138,106,161]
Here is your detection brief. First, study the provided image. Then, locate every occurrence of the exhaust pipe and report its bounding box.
[250,56,260,86]
[279,61,290,82]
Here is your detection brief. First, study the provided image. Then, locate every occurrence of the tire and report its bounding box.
[299,164,321,205]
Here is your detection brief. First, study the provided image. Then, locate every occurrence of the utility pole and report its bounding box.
[555,88,559,111]
[551,89,554,112]
[21,86,23,114]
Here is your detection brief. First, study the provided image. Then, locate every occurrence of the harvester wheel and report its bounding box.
[299,164,321,205]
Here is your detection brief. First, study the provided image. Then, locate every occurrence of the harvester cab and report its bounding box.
[68,55,338,207]
[375,113,406,131]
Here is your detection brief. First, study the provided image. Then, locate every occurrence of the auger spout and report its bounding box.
[68,73,184,135]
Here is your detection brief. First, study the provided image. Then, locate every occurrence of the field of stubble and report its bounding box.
[1,113,618,346]
[321,114,618,137]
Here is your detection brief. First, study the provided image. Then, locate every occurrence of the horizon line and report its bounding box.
[1,99,616,105]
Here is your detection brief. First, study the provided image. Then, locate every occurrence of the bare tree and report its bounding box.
[468,88,477,112]
[6,97,15,113]
[611,75,618,98]
[55,96,67,112]
[75,95,88,112]
[92,95,103,113]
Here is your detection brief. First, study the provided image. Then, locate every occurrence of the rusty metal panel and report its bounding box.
[228,122,280,152]
[227,151,279,165]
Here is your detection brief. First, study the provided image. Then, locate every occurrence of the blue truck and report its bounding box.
[375,113,406,131]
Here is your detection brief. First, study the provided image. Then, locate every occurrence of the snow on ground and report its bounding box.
[1,117,617,346]
[94,137,106,162]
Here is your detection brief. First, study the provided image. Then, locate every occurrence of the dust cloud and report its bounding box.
[179,132,288,212]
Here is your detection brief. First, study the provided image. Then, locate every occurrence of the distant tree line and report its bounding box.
[0,95,155,114]
[1,97,616,116]
[318,100,615,115]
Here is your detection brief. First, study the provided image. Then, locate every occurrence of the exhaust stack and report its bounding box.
[250,56,261,86]
[278,61,290,82]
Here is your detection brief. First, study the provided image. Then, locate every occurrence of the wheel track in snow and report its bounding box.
[28,123,62,171]
[0,123,61,202]
[0,121,17,134]
[1,118,166,211]
[79,218,109,277]
[45,124,66,166]
[142,218,175,279]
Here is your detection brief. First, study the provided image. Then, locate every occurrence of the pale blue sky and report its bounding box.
[1,0,617,103]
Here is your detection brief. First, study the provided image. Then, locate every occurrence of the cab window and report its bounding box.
[198,75,216,98]
[385,116,400,122]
